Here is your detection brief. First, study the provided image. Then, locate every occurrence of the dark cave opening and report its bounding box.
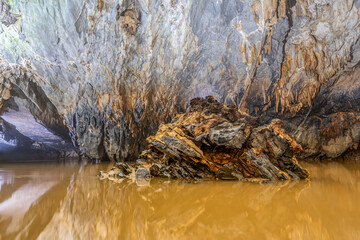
[0,81,78,162]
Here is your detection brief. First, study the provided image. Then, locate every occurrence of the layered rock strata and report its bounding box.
[101,97,310,181]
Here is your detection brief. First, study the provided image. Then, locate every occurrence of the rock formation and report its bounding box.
[100,97,310,181]
[0,0,359,162]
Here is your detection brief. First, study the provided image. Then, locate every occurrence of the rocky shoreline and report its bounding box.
[100,97,310,182]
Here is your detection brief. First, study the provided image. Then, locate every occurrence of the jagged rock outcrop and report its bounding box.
[0,0,359,161]
[101,97,309,181]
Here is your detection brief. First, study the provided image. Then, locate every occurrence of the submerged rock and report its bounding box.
[101,97,310,182]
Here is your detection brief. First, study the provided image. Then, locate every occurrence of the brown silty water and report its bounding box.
[0,162,359,240]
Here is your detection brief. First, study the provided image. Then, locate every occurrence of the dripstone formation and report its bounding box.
[101,97,309,181]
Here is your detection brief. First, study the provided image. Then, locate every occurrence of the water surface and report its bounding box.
[0,162,359,240]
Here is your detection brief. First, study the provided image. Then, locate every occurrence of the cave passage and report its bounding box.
[1,0,360,239]
[0,81,77,162]
[0,107,74,162]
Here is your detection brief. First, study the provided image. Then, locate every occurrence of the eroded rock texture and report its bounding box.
[0,0,360,161]
[101,97,309,181]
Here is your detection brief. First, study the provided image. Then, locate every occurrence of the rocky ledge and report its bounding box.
[100,97,309,182]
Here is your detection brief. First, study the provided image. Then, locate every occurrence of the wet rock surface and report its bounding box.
[101,97,310,181]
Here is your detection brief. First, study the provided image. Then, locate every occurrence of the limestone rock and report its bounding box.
[101,97,310,181]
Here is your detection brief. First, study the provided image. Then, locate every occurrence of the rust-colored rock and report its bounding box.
[102,97,310,181]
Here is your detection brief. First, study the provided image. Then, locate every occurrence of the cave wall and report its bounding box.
[0,0,360,161]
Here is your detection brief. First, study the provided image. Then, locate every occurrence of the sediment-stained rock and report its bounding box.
[101,97,310,181]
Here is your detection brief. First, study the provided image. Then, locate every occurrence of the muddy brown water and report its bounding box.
[0,161,359,240]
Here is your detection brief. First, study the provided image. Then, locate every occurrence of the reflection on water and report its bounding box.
[0,162,360,240]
